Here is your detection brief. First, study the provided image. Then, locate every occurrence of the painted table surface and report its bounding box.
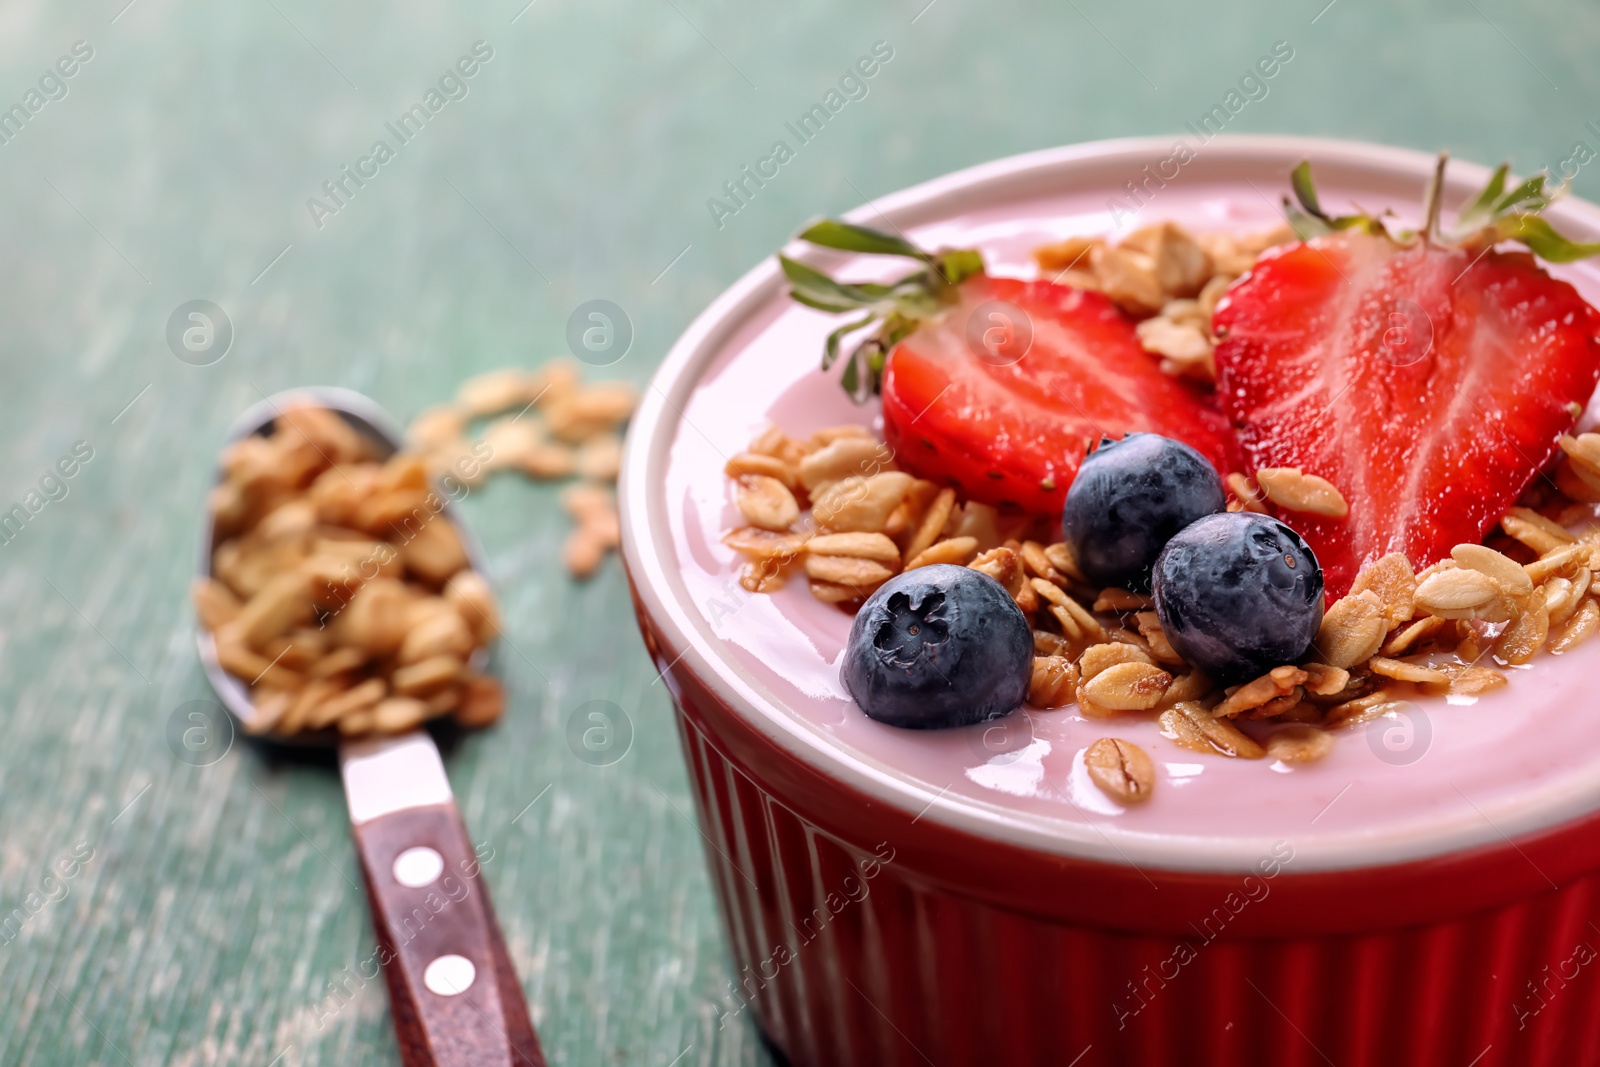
[1,0,1597,1063]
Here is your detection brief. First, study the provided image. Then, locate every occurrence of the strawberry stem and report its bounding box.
[1422,152,1449,245]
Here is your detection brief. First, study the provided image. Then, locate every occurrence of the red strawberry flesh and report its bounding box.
[881,275,1237,514]
[1213,233,1600,596]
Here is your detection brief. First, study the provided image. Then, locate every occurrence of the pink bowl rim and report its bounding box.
[620,133,1600,874]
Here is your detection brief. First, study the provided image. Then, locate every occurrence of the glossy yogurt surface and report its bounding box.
[657,178,1600,871]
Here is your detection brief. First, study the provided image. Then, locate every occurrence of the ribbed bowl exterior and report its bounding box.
[647,618,1600,1067]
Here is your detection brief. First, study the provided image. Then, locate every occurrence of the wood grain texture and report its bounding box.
[0,0,1595,1064]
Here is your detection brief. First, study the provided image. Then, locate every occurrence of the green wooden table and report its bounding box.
[1,1,1594,1063]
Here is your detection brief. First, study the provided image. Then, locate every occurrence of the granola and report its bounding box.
[720,410,1600,774]
[200,406,503,738]
[1033,221,1295,382]
[1084,737,1156,804]
[408,361,636,579]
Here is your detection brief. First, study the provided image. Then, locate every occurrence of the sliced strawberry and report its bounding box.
[1213,233,1600,595]
[880,275,1237,514]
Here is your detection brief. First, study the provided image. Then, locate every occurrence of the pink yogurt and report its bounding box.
[662,184,1600,874]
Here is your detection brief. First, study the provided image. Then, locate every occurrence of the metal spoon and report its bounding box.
[197,386,545,1067]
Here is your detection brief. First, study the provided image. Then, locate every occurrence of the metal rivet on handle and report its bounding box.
[423,954,476,996]
[393,846,445,888]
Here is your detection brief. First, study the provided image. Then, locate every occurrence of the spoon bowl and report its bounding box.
[196,385,490,747]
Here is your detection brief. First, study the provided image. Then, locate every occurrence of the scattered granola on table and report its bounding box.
[406,359,635,579]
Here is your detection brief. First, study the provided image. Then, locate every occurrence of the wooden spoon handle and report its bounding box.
[349,802,545,1067]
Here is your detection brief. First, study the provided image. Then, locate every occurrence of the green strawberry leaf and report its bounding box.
[840,345,861,395]
[1284,197,1330,240]
[1289,161,1326,220]
[841,340,886,402]
[822,313,875,371]
[780,219,986,400]
[779,255,881,312]
[1467,163,1510,217]
[1494,173,1553,215]
[1286,160,1388,238]
[1451,163,1511,236]
[1490,213,1600,263]
[796,219,929,261]
[1443,161,1599,262]
[788,288,863,314]
[937,248,985,285]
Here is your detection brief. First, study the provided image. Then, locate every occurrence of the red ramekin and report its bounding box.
[620,137,1600,1067]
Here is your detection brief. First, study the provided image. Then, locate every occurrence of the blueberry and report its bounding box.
[1061,433,1226,592]
[1152,512,1324,682]
[841,564,1032,729]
